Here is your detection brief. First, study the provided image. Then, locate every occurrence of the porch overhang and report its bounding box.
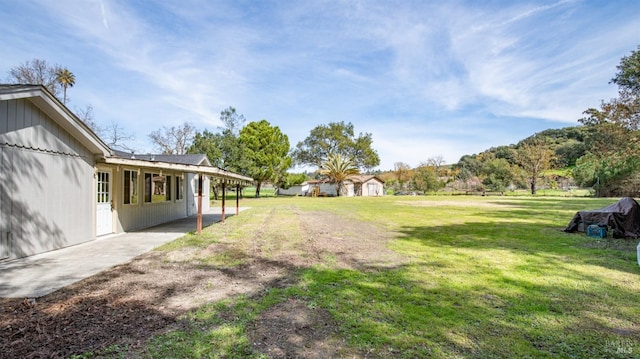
[99,156,254,186]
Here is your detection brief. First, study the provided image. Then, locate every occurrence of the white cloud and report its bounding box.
[3,0,639,166]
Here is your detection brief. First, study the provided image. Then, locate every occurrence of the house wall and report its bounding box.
[361,180,384,197]
[0,99,96,259]
[317,183,338,196]
[344,182,355,197]
[277,185,302,196]
[187,173,210,216]
[115,168,198,232]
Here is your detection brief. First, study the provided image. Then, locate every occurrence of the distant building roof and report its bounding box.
[347,174,385,184]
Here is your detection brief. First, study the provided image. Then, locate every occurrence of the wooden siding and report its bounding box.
[0,99,91,156]
[114,168,191,232]
[0,99,95,259]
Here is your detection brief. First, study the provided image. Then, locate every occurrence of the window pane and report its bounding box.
[176,176,184,200]
[145,173,152,203]
[131,171,138,204]
[152,174,167,202]
[124,171,131,204]
[166,176,172,201]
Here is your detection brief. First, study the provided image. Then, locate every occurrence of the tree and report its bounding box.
[516,136,553,195]
[75,105,99,133]
[189,129,224,165]
[188,107,249,173]
[6,58,62,96]
[319,153,359,196]
[573,46,640,196]
[480,158,523,192]
[611,45,640,97]
[455,154,482,177]
[148,122,195,155]
[220,106,246,135]
[239,120,291,198]
[56,68,75,104]
[293,121,380,170]
[393,162,411,191]
[74,105,135,152]
[411,162,444,193]
[103,122,136,152]
[280,172,308,190]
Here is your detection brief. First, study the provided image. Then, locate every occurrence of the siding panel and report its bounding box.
[116,170,189,232]
[6,148,95,259]
[0,100,83,156]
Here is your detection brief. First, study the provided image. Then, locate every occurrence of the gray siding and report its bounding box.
[187,173,210,216]
[0,99,95,259]
[115,169,190,232]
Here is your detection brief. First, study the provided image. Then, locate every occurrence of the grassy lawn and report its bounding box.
[145,196,639,358]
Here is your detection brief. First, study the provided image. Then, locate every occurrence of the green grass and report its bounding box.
[134,196,639,358]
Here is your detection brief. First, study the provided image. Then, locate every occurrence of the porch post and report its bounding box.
[221,180,226,223]
[197,173,203,234]
[236,183,240,215]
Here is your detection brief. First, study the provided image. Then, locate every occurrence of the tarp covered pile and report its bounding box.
[564,197,640,238]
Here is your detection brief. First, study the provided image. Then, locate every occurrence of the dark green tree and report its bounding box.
[239,120,291,198]
[480,158,523,192]
[573,46,640,196]
[188,107,249,173]
[411,163,444,193]
[189,130,223,166]
[611,45,640,97]
[293,121,380,170]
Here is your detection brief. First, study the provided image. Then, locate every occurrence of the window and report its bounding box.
[166,175,172,201]
[144,172,170,202]
[124,170,138,205]
[144,173,152,203]
[176,175,184,200]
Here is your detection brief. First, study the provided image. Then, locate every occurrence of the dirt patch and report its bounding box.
[0,206,404,358]
[248,298,363,359]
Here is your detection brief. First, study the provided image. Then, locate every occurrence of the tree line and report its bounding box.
[177,115,380,197]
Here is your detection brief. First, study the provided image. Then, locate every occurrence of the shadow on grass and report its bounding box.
[293,262,639,358]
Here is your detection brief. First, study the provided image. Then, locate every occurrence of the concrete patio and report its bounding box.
[0,207,249,298]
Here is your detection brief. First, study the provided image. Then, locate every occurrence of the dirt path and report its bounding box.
[0,206,406,358]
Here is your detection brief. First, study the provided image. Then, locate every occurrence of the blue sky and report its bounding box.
[1,0,639,170]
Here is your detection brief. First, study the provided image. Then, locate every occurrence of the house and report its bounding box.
[0,85,252,261]
[277,175,385,197]
[344,175,385,197]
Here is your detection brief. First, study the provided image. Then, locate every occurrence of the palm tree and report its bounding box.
[56,68,75,104]
[320,153,359,196]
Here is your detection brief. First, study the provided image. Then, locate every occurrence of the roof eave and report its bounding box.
[0,85,112,157]
[100,157,254,184]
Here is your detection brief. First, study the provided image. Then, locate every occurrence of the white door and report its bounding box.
[96,170,113,236]
[368,183,377,196]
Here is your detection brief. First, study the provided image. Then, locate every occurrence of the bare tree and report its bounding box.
[75,105,99,132]
[7,58,63,97]
[426,155,445,168]
[104,122,135,152]
[148,122,196,155]
[75,105,135,152]
[517,136,553,195]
